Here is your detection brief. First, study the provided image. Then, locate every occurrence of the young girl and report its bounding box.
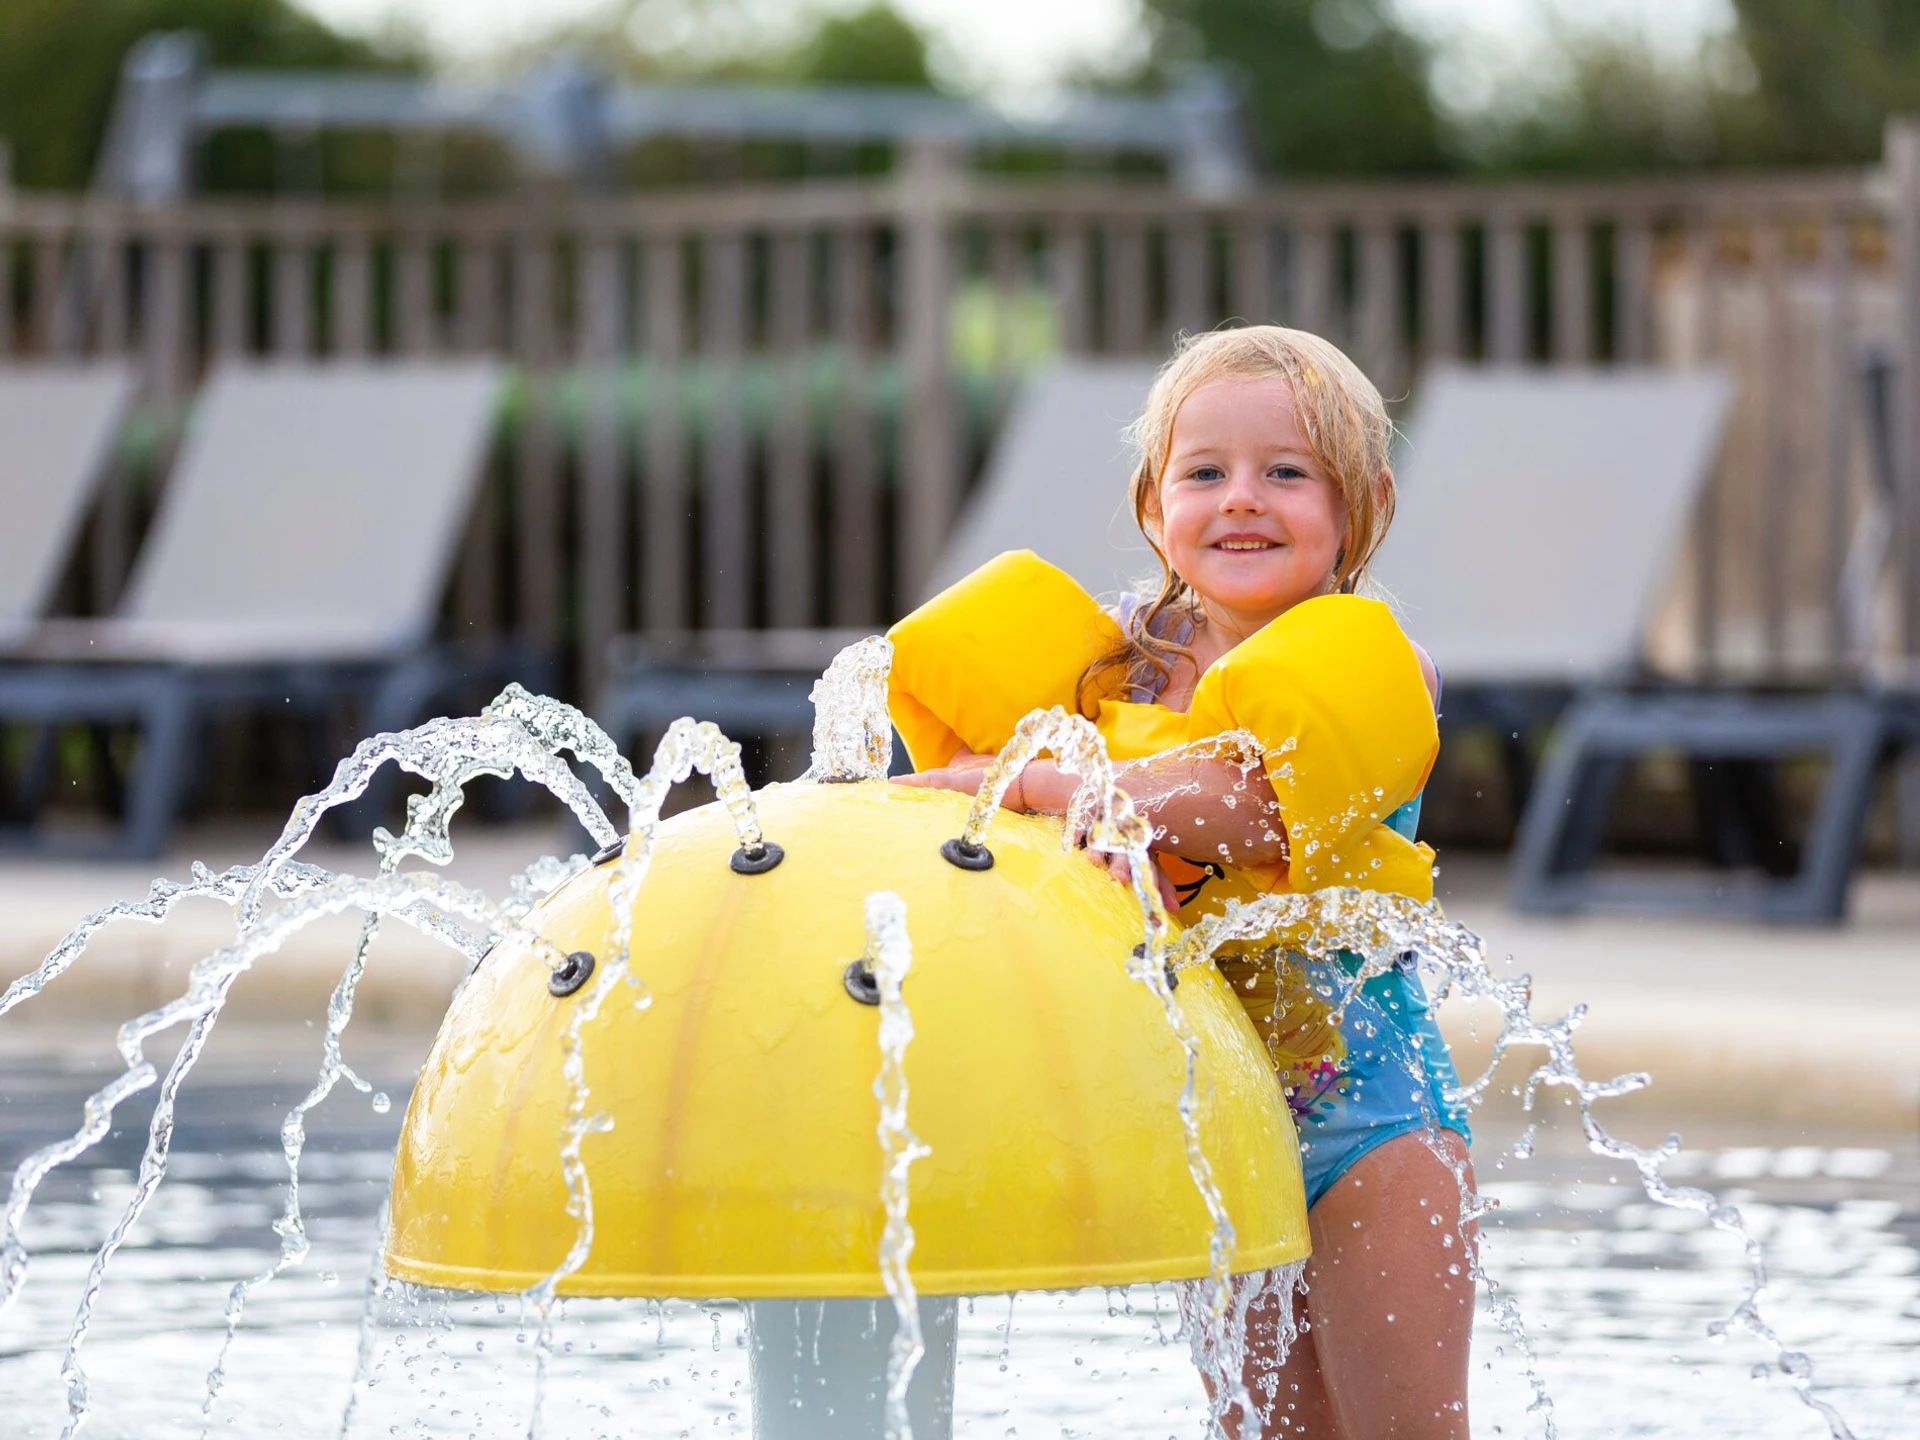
[886,326,1474,1438]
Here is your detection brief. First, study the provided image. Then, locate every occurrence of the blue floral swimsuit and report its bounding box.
[1278,798,1472,1206]
[1120,596,1472,1208]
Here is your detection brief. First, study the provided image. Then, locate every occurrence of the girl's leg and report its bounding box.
[1302,1129,1475,1439]
[1234,1278,1337,1437]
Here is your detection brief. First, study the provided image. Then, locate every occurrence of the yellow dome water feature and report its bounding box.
[383,779,1308,1300]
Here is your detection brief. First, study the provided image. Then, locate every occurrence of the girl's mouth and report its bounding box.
[1211,538,1280,551]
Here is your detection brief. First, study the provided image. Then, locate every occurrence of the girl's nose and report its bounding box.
[1217,468,1266,511]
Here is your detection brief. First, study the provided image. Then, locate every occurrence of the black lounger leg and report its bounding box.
[125,677,194,861]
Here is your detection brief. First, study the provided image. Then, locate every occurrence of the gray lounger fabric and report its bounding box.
[0,363,135,623]
[111,362,501,662]
[1375,364,1734,683]
[929,360,1161,603]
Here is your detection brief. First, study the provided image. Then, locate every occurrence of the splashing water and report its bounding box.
[522,713,774,1440]
[806,636,896,783]
[956,706,1258,1436]
[1170,884,1860,1439]
[0,642,1875,1440]
[866,890,929,1440]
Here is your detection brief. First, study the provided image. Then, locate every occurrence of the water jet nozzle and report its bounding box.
[1132,944,1179,991]
[548,949,596,997]
[730,841,785,875]
[939,838,994,871]
[842,959,881,1006]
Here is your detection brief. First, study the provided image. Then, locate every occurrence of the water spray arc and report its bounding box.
[0,640,1870,1439]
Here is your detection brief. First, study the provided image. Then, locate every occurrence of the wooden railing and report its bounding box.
[5,131,1918,689]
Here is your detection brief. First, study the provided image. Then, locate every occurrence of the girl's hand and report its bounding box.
[892,764,992,798]
[1086,845,1182,913]
[892,760,1177,907]
[891,757,1075,814]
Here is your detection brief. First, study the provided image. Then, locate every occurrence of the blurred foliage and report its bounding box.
[0,0,419,191]
[9,0,1920,193]
[1137,0,1920,177]
[1436,0,1920,175]
[784,3,935,88]
[1137,0,1448,176]
[507,0,937,88]
[1730,0,1920,164]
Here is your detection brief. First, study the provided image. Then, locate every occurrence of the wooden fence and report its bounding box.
[5,132,1920,691]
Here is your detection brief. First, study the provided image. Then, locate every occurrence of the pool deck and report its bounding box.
[0,824,1913,1134]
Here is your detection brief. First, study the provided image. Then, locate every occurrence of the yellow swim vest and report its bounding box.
[886,549,1440,911]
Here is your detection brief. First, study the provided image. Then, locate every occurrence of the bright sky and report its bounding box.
[298,0,1737,103]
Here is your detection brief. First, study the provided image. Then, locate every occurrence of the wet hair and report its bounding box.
[1079,324,1398,711]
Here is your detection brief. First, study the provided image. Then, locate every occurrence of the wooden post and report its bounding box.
[145,234,190,413]
[1488,214,1527,364]
[1289,217,1334,339]
[212,234,249,360]
[96,222,129,356]
[1689,218,1723,675]
[1168,218,1209,341]
[1356,217,1401,394]
[988,222,1024,385]
[1419,216,1461,364]
[1755,218,1791,673]
[331,232,372,358]
[699,229,750,629]
[513,230,561,649]
[1551,213,1592,365]
[1050,220,1093,355]
[31,234,63,356]
[0,222,13,358]
[898,138,960,602]
[271,231,312,358]
[1889,118,1920,671]
[41,235,85,358]
[1104,221,1150,354]
[832,224,880,624]
[454,236,497,355]
[578,230,628,683]
[397,230,436,355]
[1821,211,1856,665]
[1230,219,1271,326]
[642,233,689,633]
[1614,214,1654,364]
[767,228,815,625]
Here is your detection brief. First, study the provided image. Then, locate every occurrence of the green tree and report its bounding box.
[786,3,935,88]
[0,0,413,192]
[1460,0,1920,176]
[1140,0,1447,176]
[1731,0,1920,164]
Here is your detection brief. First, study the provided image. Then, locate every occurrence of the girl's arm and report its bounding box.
[896,751,1287,868]
[896,644,1439,870]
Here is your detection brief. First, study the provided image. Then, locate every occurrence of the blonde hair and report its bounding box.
[1081,325,1398,709]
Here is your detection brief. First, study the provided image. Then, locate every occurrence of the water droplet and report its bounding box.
[370,1092,391,1115]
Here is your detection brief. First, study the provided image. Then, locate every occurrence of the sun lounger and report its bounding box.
[0,363,136,634]
[928,360,1163,600]
[0,361,505,856]
[1378,363,1892,922]
[0,363,138,825]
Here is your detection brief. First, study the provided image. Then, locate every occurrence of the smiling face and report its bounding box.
[1148,376,1349,631]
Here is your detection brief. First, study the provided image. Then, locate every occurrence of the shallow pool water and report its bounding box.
[0,1058,1913,1439]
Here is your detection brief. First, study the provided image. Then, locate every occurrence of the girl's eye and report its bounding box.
[1269,465,1306,481]
[1191,465,1225,482]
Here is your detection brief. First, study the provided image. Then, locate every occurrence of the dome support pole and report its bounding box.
[746,1297,958,1440]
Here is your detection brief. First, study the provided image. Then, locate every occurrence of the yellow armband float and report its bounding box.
[1186,594,1438,900]
[886,554,1438,904]
[886,550,1122,770]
